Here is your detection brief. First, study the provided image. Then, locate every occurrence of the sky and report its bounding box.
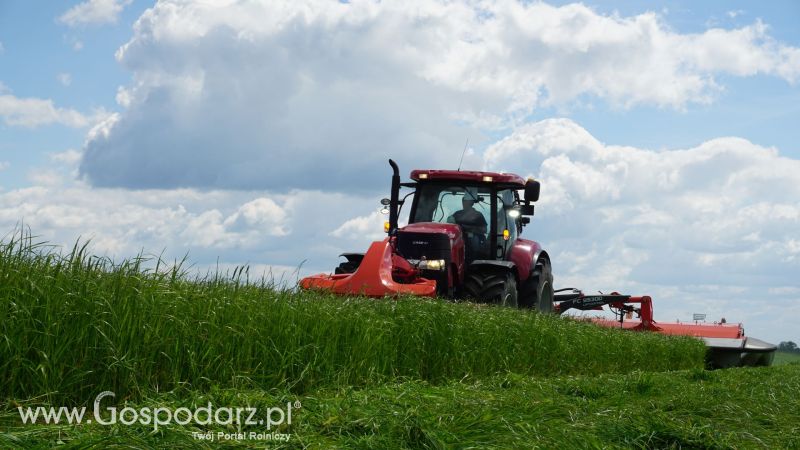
[1,0,799,344]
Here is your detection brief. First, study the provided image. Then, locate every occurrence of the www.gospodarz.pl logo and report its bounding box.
[18,391,297,441]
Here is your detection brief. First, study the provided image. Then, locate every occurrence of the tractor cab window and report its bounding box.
[412,184,493,226]
[497,189,518,257]
[412,184,492,260]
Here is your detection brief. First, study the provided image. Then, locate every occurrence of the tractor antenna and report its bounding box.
[457,138,469,171]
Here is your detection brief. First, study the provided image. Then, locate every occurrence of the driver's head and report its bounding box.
[462,198,475,209]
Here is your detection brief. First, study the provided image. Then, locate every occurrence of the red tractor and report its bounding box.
[301,160,554,311]
[300,159,779,367]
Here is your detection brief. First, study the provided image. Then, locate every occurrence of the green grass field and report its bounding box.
[774,351,800,365]
[3,365,800,449]
[1,231,796,448]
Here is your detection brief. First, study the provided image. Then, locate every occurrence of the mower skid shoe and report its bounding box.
[300,239,437,298]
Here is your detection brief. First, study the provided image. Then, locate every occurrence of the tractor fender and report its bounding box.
[469,260,517,279]
[507,238,548,283]
[533,249,550,271]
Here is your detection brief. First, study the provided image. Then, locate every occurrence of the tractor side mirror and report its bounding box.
[524,179,540,203]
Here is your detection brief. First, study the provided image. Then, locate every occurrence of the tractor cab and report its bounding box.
[397,169,538,259]
[408,180,521,263]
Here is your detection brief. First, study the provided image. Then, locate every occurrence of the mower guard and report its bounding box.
[554,289,777,368]
[300,239,437,297]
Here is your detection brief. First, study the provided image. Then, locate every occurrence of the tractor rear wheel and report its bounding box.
[520,260,554,313]
[463,270,518,307]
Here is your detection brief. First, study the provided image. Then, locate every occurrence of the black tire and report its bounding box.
[520,260,554,313]
[462,270,518,307]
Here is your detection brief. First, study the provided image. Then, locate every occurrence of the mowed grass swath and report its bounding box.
[0,229,704,405]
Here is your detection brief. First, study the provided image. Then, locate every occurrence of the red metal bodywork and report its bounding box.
[507,238,543,283]
[301,222,544,297]
[563,295,745,339]
[399,222,466,288]
[299,239,437,297]
[562,292,773,368]
[300,222,545,297]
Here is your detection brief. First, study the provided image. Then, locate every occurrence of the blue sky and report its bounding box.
[0,1,148,187]
[527,1,800,153]
[1,0,799,343]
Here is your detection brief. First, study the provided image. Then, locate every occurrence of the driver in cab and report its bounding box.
[448,196,487,237]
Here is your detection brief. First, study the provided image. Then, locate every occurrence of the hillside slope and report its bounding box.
[1,233,704,405]
[10,232,792,448]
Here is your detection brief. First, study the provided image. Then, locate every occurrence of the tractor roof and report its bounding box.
[409,169,527,188]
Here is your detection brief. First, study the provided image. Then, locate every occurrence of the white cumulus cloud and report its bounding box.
[58,0,133,27]
[331,210,389,241]
[483,119,800,340]
[0,185,290,258]
[49,149,83,166]
[0,150,385,277]
[0,92,92,128]
[79,0,800,191]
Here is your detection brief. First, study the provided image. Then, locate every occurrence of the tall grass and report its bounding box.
[0,229,706,405]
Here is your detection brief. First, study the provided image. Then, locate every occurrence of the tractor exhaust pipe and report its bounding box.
[388,159,400,236]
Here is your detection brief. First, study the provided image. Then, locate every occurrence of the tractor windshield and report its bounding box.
[411,184,494,260]
[410,183,520,261]
[411,184,492,228]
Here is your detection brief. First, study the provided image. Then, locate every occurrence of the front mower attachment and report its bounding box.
[300,239,437,297]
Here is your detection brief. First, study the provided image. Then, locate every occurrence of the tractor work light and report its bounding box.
[408,259,447,271]
[482,176,493,182]
[418,173,428,179]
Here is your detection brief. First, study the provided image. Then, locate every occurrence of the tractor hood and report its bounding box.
[395,222,465,296]
[399,222,462,239]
